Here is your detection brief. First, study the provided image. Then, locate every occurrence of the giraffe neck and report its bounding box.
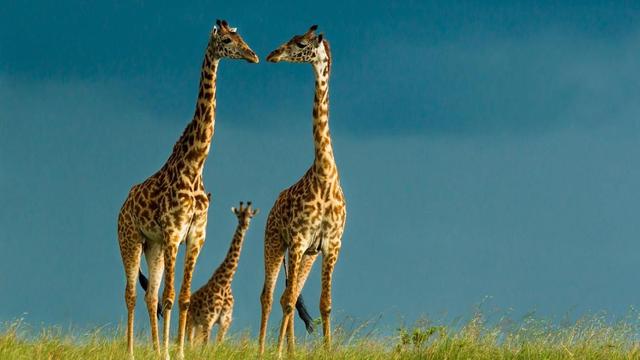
[211,221,249,288]
[170,50,220,181]
[311,41,336,180]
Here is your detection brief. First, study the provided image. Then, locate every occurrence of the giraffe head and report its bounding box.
[231,201,259,225]
[208,19,259,63]
[266,25,330,69]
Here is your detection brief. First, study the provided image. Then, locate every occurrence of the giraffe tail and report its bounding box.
[282,259,315,334]
[138,269,149,291]
[296,294,315,334]
[138,270,163,319]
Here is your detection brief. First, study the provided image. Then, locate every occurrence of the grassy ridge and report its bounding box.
[2,312,640,359]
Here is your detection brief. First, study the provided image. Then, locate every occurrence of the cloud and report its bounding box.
[336,27,640,136]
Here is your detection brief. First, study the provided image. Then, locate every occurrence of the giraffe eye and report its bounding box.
[295,41,306,48]
[222,38,232,44]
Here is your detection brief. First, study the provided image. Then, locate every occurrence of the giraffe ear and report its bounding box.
[317,33,324,43]
[212,26,218,35]
[253,208,260,217]
[231,207,236,214]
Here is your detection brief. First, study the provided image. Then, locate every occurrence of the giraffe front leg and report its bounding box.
[143,242,164,355]
[176,217,206,359]
[216,305,232,345]
[161,239,180,360]
[117,218,142,359]
[277,245,304,357]
[186,316,196,348]
[320,247,340,350]
[201,324,212,345]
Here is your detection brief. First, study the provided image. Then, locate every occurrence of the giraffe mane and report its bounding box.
[322,38,332,74]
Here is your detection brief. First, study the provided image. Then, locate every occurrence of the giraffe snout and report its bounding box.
[266,49,283,63]
[245,50,259,64]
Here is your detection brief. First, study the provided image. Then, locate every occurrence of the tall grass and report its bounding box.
[2,311,640,359]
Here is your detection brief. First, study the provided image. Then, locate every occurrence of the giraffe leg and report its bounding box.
[259,228,285,355]
[320,248,341,350]
[161,239,180,360]
[176,234,204,359]
[285,253,318,347]
[192,325,202,346]
[216,307,232,345]
[199,314,216,346]
[187,317,195,347]
[118,216,142,358]
[143,241,164,354]
[184,313,191,348]
[277,245,304,357]
[201,325,211,345]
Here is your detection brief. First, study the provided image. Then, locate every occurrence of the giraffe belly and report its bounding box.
[140,224,163,243]
[305,233,324,255]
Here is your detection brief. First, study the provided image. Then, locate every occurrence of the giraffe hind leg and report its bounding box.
[293,253,318,334]
[278,245,304,356]
[284,253,318,347]
[258,227,285,355]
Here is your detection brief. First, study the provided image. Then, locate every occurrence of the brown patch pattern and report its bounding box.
[185,202,258,346]
[117,20,257,360]
[261,27,347,357]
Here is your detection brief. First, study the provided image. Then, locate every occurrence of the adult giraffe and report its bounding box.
[117,20,258,360]
[260,25,347,357]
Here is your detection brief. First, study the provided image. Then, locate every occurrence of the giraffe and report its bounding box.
[117,20,258,360]
[185,201,258,346]
[259,25,347,356]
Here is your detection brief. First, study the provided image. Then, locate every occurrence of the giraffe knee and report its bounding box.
[125,293,136,310]
[179,296,191,311]
[280,296,294,314]
[125,285,136,309]
[260,288,272,307]
[282,304,294,315]
[320,299,331,317]
[145,293,158,307]
[162,297,174,312]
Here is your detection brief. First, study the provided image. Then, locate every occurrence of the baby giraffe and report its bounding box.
[186,201,259,345]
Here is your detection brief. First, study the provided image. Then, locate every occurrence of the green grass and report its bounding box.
[3,312,640,359]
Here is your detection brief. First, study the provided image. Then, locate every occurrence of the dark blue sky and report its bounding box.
[1,1,640,335]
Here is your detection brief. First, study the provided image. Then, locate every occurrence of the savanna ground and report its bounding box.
[3,310,640,359]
